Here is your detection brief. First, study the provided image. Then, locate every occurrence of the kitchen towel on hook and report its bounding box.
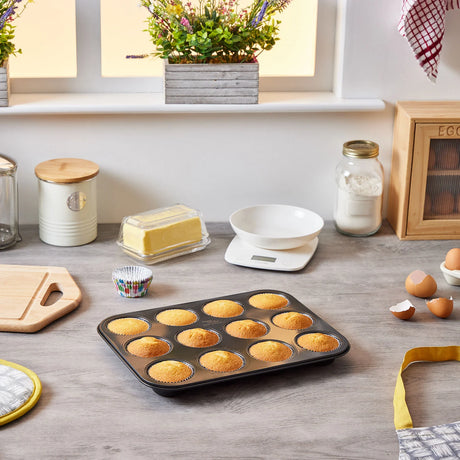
[399,0,460,82]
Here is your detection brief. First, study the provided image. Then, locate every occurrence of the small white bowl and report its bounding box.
[440,261,460,286]
[229,204,324,250]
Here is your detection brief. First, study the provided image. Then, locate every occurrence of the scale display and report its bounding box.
[225,236,319,272]
[251,255,277,263]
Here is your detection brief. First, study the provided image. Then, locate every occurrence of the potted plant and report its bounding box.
[140,0,293,104]
[0,0,31,107]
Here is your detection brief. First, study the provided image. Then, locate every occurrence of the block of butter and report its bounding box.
[117,204,210,264]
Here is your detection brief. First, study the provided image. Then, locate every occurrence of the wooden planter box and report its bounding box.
[0,60,9,107]
[388,101,460,239]
[164,61,259,104]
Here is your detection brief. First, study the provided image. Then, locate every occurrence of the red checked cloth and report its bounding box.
[399,0,460,81]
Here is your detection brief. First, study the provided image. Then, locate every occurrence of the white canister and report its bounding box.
[35,158,99,246]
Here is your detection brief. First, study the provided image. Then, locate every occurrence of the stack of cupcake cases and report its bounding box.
[112,266,153,298]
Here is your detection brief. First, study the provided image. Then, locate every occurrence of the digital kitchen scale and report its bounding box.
[225,235,319,272]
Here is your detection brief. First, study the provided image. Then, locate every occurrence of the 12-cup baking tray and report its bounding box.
[97,289,350,396]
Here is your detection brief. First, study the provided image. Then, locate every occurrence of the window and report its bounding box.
[10,0,337,94]
[9,0,77,78]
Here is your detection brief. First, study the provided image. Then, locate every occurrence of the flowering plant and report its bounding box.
[140,0,292,64]
[0,0,31,66]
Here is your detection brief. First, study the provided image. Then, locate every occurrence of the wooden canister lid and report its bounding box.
[35,158,99,183]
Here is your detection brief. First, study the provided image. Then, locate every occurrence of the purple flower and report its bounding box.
[252,1,268,27]
[0,7,14,31]
[180,17,193,33]
[276,0,291,9]
[269,0,291,7]
[126,54,149,59]
[0,0,24,31]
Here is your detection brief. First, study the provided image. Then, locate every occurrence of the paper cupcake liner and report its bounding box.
[112,266,153,298]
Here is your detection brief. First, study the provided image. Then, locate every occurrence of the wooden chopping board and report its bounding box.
[0,264,82,333]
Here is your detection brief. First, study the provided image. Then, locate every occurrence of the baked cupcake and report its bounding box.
[248,293,288,310]
[127,337,170,358]
[107,317,149,335]
[199,350,243,372]
[148,360,193,383]
[225,319,267,339]
[203,299,244,318]
[156,309,197,326]
[273,312,312,330]
[297,333,339,352]
[249,340,292,362]
[176,328,219,348]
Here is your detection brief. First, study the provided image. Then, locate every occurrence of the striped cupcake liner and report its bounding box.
[112,266,153,298]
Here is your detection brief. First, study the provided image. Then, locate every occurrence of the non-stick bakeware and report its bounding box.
[98,289,350,396]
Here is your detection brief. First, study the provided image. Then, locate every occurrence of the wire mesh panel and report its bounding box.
[424,139,460,220]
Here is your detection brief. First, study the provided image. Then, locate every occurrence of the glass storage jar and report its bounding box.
[334,140,384,236]
[0,154,21,249]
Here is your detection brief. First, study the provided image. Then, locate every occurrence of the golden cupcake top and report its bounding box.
[248,293,288,310]
[148,360,193,383]
[273,312,313,330]
[176,328,220,348]
[107,318,149,335]
[156,309,197,326]
[249,340,292,362]
[127,337,170,358]
[225,319,267,339]
[199,350,243,372]
[202,299,244,318]
[297,333,339,352]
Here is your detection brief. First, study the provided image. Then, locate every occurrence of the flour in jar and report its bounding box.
[334,174,383,235]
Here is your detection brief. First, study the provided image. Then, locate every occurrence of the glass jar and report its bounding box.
[0,154,21,249]
[334,140,384,236]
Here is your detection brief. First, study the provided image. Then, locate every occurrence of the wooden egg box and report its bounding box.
[388,101,460,240]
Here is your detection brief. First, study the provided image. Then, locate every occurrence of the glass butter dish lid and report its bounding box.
[117,204,211,264]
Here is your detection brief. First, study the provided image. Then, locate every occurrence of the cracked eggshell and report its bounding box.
[405,270,437,298]
[390,300,416,320]
[426,297,454,318]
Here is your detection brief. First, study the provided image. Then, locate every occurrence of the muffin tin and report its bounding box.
[97,290,350,396]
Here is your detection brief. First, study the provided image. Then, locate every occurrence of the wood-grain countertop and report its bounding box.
[1,222,459,459]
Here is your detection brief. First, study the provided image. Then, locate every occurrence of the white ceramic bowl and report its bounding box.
[230,204,324,250]
[440,261,460,286]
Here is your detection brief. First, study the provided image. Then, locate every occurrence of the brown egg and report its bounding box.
[445,248,460,270]
[432,191,455,215]
[405,270,437,298]
[437,145,459,169]
[426,297,454,318]
[424,194,432,216]
[389,300,415,320]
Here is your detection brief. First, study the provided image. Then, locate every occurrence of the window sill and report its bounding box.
[0,92,385,115]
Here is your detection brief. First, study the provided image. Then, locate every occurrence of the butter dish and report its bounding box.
[117,204,210,264]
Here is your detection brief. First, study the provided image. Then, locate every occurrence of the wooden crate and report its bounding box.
[0,61,9,107]
[164,61,259,104]
[388,101,460,239]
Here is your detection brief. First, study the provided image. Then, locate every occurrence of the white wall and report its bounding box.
[340,0,460,100]
[2,0,460,225]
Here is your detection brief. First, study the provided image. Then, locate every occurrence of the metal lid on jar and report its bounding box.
[343,140,379,159]
[0,154,17,173]
[35,158,99,183]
